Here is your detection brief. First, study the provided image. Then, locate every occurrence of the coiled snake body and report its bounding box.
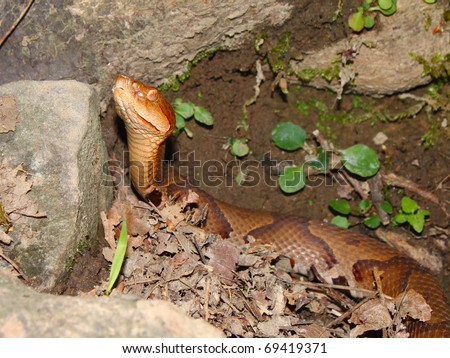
[113,74,449,337]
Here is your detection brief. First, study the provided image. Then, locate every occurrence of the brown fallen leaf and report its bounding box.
[349,298,393,337]
[207,240,239,285]
[297,323,331,338]
[395,289,432,322]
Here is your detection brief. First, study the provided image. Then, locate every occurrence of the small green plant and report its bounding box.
[227,137,250,157]
[106,217,128,295]
[172,98,214,137]
[329,198,393,229]
[272,120,380,193]
[392,196,430,233]
[348,0,397,32]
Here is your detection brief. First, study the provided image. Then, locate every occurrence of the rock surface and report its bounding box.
[0,273,223,337]
[0,80,112,290]
[290,0,449,95]
[0,0,293,100]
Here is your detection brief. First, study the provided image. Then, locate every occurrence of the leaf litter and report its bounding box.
[97,185,431,338]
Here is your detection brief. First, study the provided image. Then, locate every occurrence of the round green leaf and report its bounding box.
[331,216,350,229]
[359,199,372,213]
[408,212,425,233]
[272,122,306,151]
[174,100,194,119]
[193,106,214,126]
[364,15,375,29]
[364,215,381,229]
[175,113,186,129]
[279,166,305,194]
[392,213,407,225]
[401,196,418,214]
[424,0,436,3]
[340,144,380,177]
[379,0,397,15]
[380,200,393,214]
[329,199,351,215]
[348,9,365,32]
[378,0,393,10]
[231,139,249,157]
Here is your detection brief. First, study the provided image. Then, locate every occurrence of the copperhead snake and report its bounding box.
[113,74,450,338]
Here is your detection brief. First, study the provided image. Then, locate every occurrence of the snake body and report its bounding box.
[113,74,450,337]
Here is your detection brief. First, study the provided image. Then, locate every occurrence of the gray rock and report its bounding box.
[0,273,223,337]
[0,1,292,100]
[0,80,113,290]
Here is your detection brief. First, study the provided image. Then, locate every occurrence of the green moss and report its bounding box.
[0,201,12,231]
[159,47,223,91]
[294,62,340,83]
[423,13,432,31]
[269,32,290,72]
[321,63,341,82]
[444,10,450,22]
[421,117,444,148]
[254,32,267,53]
[296,68,321,82]
[410,52,450,81]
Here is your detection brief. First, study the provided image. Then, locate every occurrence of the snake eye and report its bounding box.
[147,89,158,102]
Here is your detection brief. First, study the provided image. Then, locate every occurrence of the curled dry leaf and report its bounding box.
[395,289,432,322]
[0,163,47,223]
[349,298,393,338]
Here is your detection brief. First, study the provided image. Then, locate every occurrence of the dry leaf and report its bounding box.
[349,298,393,337]
[298,323,330,338]
[207,240,239,284]
[0,163,47,223]
[395,289,432,322]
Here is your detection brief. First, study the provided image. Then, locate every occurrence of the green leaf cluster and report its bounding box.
[173,98,214,138]
[272,120,380,194]
[329,198,393,229]
[392,197,430,233]
[348,0,397,32]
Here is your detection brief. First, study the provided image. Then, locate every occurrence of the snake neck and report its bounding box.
[125,123,166,199]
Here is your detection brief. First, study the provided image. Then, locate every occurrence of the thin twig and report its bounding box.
[0,0,35,48]
[290,279,392,300]
[322,294,376,335]
[0,247,28,280]
[204,277,210,321]
[381,172,440,205]
[368,173,390,225]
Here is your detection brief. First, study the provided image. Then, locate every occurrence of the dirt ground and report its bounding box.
[61,0,449,331]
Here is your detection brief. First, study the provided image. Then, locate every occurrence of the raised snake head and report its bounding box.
[113,74,175,142]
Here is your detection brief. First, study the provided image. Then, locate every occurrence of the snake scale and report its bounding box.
[113,74,449,337]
